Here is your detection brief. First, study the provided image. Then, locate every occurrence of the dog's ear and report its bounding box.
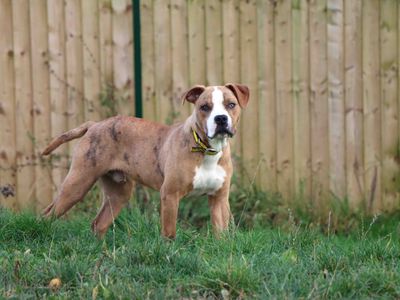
[225,83,250,109]
[181,85,206,105]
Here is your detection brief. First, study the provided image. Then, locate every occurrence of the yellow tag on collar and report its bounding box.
[191,128,219,155]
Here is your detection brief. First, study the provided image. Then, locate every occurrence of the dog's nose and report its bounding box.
[214,115,228,126]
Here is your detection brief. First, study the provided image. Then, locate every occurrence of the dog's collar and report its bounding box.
[191,128,219,156]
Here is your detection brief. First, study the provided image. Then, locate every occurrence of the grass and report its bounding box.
[1,195,400,299]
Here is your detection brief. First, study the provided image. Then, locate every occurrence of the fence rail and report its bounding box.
[0,0,399,213]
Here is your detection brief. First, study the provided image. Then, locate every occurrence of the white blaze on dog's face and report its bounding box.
[205,87,232,139]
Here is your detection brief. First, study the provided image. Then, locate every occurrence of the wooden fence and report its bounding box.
[1,0,400,214]
[0,0,135,211]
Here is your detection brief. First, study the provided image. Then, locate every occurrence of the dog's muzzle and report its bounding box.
[209,114,234,139]
[213,126,234,138]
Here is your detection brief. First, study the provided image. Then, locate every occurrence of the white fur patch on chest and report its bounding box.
[191,152,226,196]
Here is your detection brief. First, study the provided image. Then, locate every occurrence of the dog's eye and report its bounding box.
[227,102,236,109]
[200,104,211,112]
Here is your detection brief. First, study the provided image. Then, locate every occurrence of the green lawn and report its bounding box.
[0,206,399,299]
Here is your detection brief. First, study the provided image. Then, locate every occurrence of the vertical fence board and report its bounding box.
[0,0,16,209]
[99,0,114,118]
[30,0,52,210]
[188,0,206,87]
[65,0,84,153]
[275,0,293,199]
[99,0,113,84]
[153,0,172,123]
[187,0,205,129]
[344,0,363,207]
[141,0,156,121]
[48,0,68,200]
[309,0,329,210]
[82,0,101,120]
[380,0,399,211]
[171,0,190,121]
[257,0,276,190]
[239,0,259,184]
[222,0,239,85]
[362,0,381,212]
[292,0,311,198]
[112,0,135,116]
[13,1,35,209]
[205,0,222,85]
[327,0,345,200]
[222,0,241,160]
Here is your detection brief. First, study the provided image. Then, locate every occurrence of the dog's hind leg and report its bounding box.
[91,175,134,237]
[43,167,98,218]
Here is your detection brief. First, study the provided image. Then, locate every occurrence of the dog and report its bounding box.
[42,83,249,238]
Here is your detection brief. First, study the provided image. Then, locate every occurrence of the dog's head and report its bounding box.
[182,84,249,141]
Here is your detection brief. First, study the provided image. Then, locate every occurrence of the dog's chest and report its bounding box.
[191,153,226,196]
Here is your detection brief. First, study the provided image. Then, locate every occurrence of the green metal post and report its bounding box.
[133,0,143,118]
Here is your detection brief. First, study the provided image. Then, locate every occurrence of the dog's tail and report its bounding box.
[41,121,96,155]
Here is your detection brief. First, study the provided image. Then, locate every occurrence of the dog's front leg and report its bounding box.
[208,186,232,235]
[160,190,181,239]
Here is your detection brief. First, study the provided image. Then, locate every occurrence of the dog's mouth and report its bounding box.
[208,126,235,140]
